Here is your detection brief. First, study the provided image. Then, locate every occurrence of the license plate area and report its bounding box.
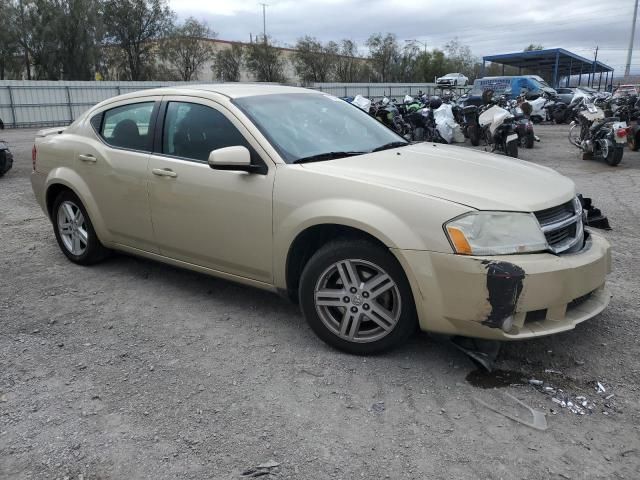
[506,134,518,143]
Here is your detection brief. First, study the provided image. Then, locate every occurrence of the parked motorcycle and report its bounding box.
[529,92,568,124]
[478,101,519,158]
[569,95,628,166]
[510,99,536,149]
[0,140,13,177]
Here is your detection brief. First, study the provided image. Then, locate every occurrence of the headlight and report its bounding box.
[445,211,548,255]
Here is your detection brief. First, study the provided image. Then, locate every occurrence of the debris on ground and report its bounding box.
[241,460,281,477]
[450,336,501,372]
[475,392,548,431]
[532,379,617,416]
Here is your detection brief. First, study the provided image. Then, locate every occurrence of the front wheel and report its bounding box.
[299,239,417,355]
[605,145,623,166]
[468,124,480,146]
[52,191,110,265]
[505,140,519,158]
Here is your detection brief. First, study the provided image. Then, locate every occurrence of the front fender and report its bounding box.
[274,198,435,289]
[44,167,112,245]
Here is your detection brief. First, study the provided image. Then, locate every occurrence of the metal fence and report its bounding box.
[0,80,470,128]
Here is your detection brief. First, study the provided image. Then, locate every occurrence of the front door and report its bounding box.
[147,98,275,283]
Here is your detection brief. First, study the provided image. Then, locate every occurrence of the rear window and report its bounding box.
[99,102,155,151]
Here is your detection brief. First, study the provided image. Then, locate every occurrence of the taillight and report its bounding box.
[616,128,627,138]
[32,144,37,171]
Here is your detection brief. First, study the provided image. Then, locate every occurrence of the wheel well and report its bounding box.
[45,184,73,218]
[285,224,388,303]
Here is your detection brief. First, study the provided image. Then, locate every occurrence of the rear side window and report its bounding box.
[162,102,253,162]
[100,102,155,151]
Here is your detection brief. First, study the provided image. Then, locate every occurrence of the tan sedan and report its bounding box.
[31,85,611,354]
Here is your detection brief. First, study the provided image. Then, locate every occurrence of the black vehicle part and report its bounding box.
[0,144,13,176]
[429,96,443,110]
[505,139,518,158]
[482,261,525,329]
[578,195,612,230]
[525,131,535,149]
[468,124,480,146]
[605,144,623,166]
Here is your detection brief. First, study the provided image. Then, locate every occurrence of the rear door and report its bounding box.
[74,98,160,252]
[146,97,275,283]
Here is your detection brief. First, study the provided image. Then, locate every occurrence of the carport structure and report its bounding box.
[482,48,614,90]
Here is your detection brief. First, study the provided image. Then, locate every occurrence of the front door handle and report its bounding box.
[78,153,97,163]
[152,168,178,178]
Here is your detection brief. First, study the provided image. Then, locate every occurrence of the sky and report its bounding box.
[169,0,640,75]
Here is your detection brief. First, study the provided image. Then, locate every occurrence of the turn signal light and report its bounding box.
[446,226,473,255]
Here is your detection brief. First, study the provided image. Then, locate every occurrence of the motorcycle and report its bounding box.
[509,99,536,149]
[371,98,412,139]
[478,104,519,158]
[569,95,628,166]
[0,140,13,177]
[529,92,568,124]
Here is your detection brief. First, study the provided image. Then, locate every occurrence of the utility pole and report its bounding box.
[259,3,268,43]
[592,46,598,88]
[625,0,639,77]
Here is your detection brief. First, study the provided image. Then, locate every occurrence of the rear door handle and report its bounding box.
[152,168,178,178]
[78,153,97,163]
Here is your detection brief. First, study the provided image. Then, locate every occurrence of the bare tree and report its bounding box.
[292,36,338,84]
[335,39,362,83]
[245,38,285,82]
[366,33,399,82]
[102,0,174,80]
[213,43,243,81]
[161,17,215,81]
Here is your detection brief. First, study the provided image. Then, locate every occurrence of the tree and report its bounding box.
[395,43,420,82]
[443,38,477,79]
[366,33,399,82]
[292,36,338,84]
[102,0,174,80]
[335,39,362,82]
[0,0,20,79]
[161,17,215,81]
[524,44,544,51]
[213,43,243,82]
[245,38,285,82]
[56,0,103,80]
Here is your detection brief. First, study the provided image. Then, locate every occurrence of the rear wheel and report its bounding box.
[505,140,518,158]
[605,145,623,166]
[299,239,417,355]
[525,132,535,149]
[52,191,109,265]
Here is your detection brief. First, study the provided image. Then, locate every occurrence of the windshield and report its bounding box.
[234,93,407,164]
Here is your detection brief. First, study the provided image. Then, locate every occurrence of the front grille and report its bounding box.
[534,198,583,254]
[535,201,575,225]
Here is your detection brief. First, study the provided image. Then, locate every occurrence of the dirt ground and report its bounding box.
[1,124,639,480]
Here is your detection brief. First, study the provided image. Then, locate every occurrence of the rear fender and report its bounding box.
[44,167,111,245]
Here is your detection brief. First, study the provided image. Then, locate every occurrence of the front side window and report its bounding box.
[100,102,154,151]
[162,102,252,162]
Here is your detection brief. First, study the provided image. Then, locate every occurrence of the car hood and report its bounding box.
[299,143,575,212]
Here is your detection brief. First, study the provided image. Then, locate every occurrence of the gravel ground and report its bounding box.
[1,125,639,480]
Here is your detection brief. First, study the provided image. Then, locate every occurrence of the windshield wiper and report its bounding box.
[293,151,366,164]
[371,141,409,152]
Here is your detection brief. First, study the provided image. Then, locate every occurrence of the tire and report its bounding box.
[628,131,639,151]
[299,239,417,355]
[52,190,109,265]
[468,124,480,146]
[505,140,518,158]
[605,145,623,166]
[454,80,457,86]
[525,132,535,149]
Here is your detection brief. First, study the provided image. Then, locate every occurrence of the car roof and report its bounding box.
[106,83,318,102]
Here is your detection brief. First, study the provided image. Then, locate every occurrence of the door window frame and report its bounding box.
[151,97,270,175]
[89,99,161,153]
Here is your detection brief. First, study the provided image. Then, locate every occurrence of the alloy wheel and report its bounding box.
[57,200,88,256]
[313,259,401,343]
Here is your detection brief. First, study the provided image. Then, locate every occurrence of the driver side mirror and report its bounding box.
[208,146,261,173]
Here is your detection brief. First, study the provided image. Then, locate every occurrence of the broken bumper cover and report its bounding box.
[395,231,611,340]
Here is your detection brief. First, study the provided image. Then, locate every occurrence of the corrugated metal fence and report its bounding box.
[0,80,469,128]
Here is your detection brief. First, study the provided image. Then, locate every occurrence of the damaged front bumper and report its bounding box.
[394,231,612,340]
